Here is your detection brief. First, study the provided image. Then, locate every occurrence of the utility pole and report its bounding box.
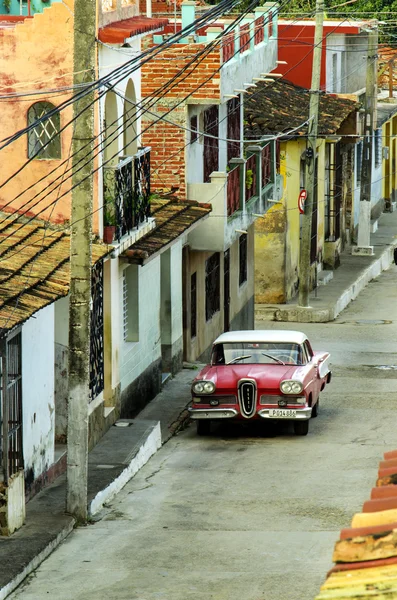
[352,26,378,256]
[66,0,96,522]
[298,0,324,307]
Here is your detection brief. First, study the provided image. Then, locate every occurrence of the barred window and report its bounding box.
[205,253,220,321]
[28,102,61,159]
[191,272,197,338]
[239,234,247,286]
[356,141,363,185]
[375,129,382,168]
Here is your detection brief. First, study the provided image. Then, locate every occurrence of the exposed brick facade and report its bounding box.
[141,40,221,197]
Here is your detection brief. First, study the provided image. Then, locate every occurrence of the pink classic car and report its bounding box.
[189,330,331,436]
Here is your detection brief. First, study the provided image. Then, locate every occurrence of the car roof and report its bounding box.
[213,330,308,345]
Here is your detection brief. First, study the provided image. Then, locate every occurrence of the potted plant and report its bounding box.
[103,200,117,244]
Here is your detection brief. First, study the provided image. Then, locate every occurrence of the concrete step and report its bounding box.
[161,372,172,387]
[317,270,333,286]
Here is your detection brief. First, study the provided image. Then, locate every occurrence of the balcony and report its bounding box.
[102,147,152,247]
[188,142,281,251]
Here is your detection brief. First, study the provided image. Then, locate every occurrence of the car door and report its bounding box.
[303,340,322,403]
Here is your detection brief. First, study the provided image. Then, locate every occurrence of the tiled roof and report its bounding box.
[98,16,169,43]
[123,199,211,264]
[378,45,397,90]
[245,79,358,139]
[0,217,109,332]
[314,446,397,599]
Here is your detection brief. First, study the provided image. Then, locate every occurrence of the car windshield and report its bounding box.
[211,342,304,365]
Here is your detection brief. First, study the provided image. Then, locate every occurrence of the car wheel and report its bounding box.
[294,420,309,436]
[196,420,211,436]
[311,398,319,418]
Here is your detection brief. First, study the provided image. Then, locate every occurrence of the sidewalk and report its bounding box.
[0,368,198,600]
[256,209,397,323]
[1,211,397,599]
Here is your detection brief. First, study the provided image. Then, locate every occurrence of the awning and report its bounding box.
[98,16,168,44]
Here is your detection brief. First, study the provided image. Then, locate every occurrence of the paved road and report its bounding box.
[11,267,397,600]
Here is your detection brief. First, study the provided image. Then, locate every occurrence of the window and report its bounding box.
[190,115,198,144]
[123,266,139,342]
[227,97,241,163]
[190,272,197,338]
[239,234,247,286]
[205,253,220,321]
[356,141,363,184]
[375,128,382,168]
[203,106,219,182]
[28,102,61,159]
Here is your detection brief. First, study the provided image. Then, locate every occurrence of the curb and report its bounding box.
[256,244,394,323]
[89,421,161,515]
[0,520,75,600]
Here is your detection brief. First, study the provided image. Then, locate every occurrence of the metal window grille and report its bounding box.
[205,253,220,321]
[190,272,197,338]
[239,234,248,286]
[375,129,382,167]
[27,102,61,160]
[102,0,115,10]
[356,141,363,184]
[203,106,219,183]
[90,261,104,401]
[227,98,241,164]
[190,115,198,144]
[2,330,23,483]
[123,270,128,341]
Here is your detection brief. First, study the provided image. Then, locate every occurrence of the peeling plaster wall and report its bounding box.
[22,304,55,488]
[0,0,74,224]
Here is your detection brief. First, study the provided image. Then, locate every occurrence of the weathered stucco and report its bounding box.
[0,1,74,223]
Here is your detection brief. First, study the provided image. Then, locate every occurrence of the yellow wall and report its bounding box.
[255,138,327,304]
[0,2,75,225]
[382,116,397,207]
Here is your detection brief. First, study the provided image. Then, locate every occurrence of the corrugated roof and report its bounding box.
[98,16,169,43]
[245,79,358,139]
[0,217,109,332]
[123,199,211,264]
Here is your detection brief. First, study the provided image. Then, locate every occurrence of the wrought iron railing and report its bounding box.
[245,154,257,203]
[103,147,151,242]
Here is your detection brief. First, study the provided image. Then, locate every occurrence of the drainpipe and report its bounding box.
[146,0,152,19]
[27,0,31,16]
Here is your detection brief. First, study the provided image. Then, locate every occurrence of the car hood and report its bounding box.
[196,364,306,390]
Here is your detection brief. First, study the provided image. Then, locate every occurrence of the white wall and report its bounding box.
[22,304,55,480]
[120,257,161,391]
[326,34,345,93]
[170,241,183,346]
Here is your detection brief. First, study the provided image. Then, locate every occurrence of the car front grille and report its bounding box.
[260,395,305,405]
[193,395,237,405]
[238,380,257,418]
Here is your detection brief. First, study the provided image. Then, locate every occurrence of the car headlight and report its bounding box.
[192,381,216,394]
[280,380,303,394]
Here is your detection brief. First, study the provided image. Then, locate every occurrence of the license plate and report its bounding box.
[268,409,297,418]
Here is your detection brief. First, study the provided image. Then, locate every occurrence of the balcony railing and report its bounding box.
[227,141,274,217]
[227,164,241,216]
[103,147,151,242]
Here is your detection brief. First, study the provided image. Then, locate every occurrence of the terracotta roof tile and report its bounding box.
[98,16,169,43]
[0,217,109,332]
[123,199,211,264]
[245,79,358,139]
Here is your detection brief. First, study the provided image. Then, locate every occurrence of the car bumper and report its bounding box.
[257,407,312,420]
[188,407,238,420]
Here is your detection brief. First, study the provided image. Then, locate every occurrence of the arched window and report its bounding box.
[27,102,61,159]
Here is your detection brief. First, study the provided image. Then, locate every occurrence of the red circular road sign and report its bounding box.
[298,190,307,214]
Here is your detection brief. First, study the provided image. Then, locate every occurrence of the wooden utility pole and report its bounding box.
[66,0,96,522]
[353,26,378,256]
[298,0,324,307]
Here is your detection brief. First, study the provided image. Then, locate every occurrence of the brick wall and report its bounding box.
[141,41,221,197]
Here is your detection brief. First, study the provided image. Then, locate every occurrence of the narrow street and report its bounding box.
[11,267,397,600]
